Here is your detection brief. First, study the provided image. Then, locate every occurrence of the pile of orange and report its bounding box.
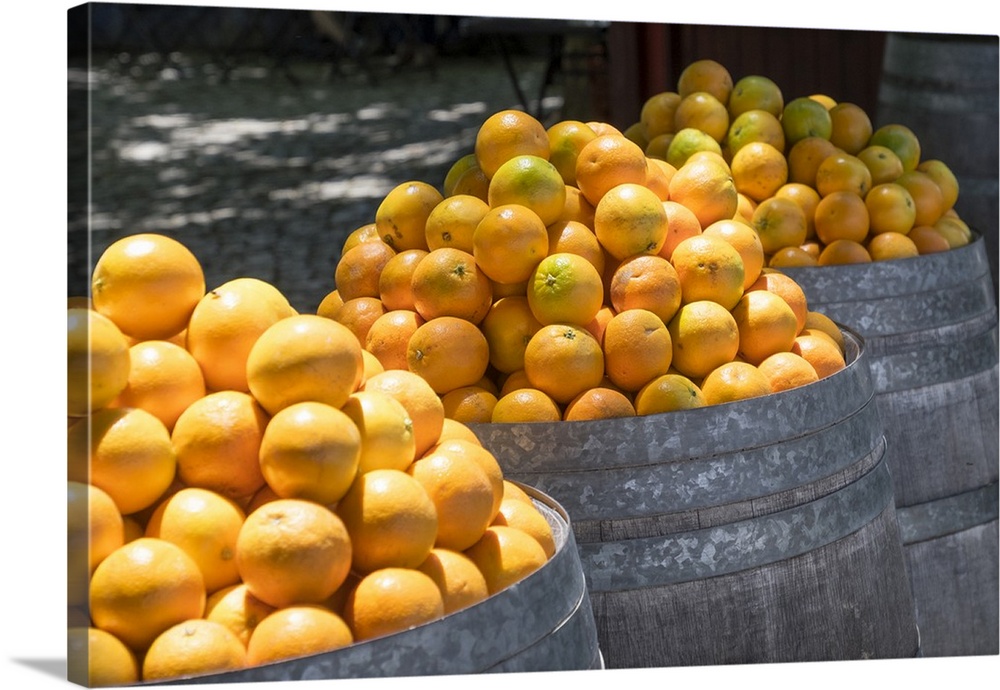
[323,101,850,427]
[67,233,556,686]
[624,58,971,266]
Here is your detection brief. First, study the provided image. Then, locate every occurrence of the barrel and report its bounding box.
[157,486,601,684]
[876,31,999,291]
[781,235,999,658]
[470,330,920,668]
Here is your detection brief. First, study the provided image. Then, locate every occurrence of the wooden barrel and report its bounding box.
[158,486,601,684]
[470,330,920,668]
[876,31,999,290]
[780,235,999,658]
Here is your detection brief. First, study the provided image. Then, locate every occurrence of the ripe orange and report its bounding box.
[730,289,800,366]
[670,234,745,310]
[331,296,387,346]
[700,361,773,406]
[425,194,490,253]
[527,252,605,327]
[67,626,139,687]
[728,74,784,118]
[786,136,840,188]
[236,498,352,608]
[523,324,605,404]
[673,91,730,143]
[246,605,353,666]
[341,389,417,473]
[170,390,269,505]
[865,182,917,235]
[91,232,206,341]
[246,314,364,415]
[934,214,973,248]
[547,119,599,186]
[406,316,490,394]
[111,340,205,431]
[791,333,847,378]
[726,109,786,157]
[593,182,669,260]
[602,308,674,392]
[335,468,438,573]
[364,308,425,372]
[633,373,707,415]
[340,222,382,256]
[503,480,534,504]
[555,185,597,228]
[344,567,446,641]
[440,385,498,424]
[474,109,550,179]
[464,525,549,595]
[424,438,504,517]
[868,123,921,172]
[563,386,636,421]
[667,155,739,228]
[803,310,846,353]
[815,152,873,198]
[472,203,549,285]
[89,537,206,651]
[769,246,819,267]
[909,225,952,254]
[868,232,920,262]
[774,182,822,239]
[362,369,445,458]
[546,219,605,274]
[204,582,276,648]
[703,219,765,289]
[781,97,833,147]
[436,417,483,447]
[730,141,788,202]
[141,618,247,681]
[490,498,556,558]
[335,238,397,302]
[856,144,905,186]
[67,481,124,588]
[488,154,567,226]
[575,133,650,206]
[145,487,247,594]
[450,161,490,201]
[751,196,809,256]
[639,91,682,139]
[67,308,130,418]
[658,200,703,260]
[608,253,682,323]
[478,295,541,375]
[408,450,496,551]
[677,58,734,103]
[828,102,873,155]
[916,159,960,212]
[375,180,442,251]
[377,248,428,312]
[491,388,563,423]
[818,239,872,265]
[757,351,820,393]
[644,156,676,199]
[746,270,809,334]
[895,169,946,227]
[416,547,490,615]
[443,153,480,196]
[813,190,871,246]
[67,406,176,515]
[410,247,493,324]
[666,300,740,380]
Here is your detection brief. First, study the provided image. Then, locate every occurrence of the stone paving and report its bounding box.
[68,49,565,313]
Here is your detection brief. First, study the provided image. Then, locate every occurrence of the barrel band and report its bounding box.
[868,325,999,393]
[896,482,999,545]
[579,455,895,593]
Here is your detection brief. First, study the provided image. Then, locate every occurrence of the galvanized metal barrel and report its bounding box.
[155,486,601,684]
[471,330,920,668]
[781,235,999,658]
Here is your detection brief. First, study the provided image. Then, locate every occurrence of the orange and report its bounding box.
[934,215,973,248]
[774,182,821,238]
[916,159,960,212]
[67,626,139,687]
[331,296,387,346]
[608,253,682,323]
[677,58,733,103]
[341,389,417,473]
[828,102,873,155]
[364,308,426,372]
[89,537,206,651]
[406,316,490,394]
[791,333,847,378]
[909,225,952,254]
[746,270,809,334]
[145,487,246,594]
[464,525,548,595]
[868,232,920,262]
[803,310,846,353]
[555,185,597,227]
[895,169,946,227]
[813,190,871,246]
[362,369,445,458]
[639,92,682,140]
[673,91,730,143]
[425,194,490,253]
[809,94,838,110]
[410,247,493,324]
[670,233,745,310]
[801,241,823,260]
[340,222,382,256]
[523,324,605,405]
[480,295,542,375]
[700,361,772,406]
[666,300,740,379]
[730,141,788,206]
[492,387,563,423]
[601,308,674,392]
[490,498,556,558]
[474,109,550,179]
[865,182,917,235]
[377,248,428,312]
[440,385,498,425]
[204,582,276,648]
[408,449,496,551]
[91,232,205,341]
[815,152,873,198]
[335,238,397,302]
[730,289,799,365]
[527,252,605,327]
[727,74,784,118]
[584,304,616,344]
[644,156,677,199]
[497,370,531,398]
[67,481,124,601]
[67,308,130,417]
[665,127,724,169]
[726,109,786,158]
[667,155,739,228]
[575,133,649,206]
[472,203,549,285]
[868,123,921,172]
[781,96,833,147]
[246,313,364,415]
[751,196,809,256]
[786,136,840,188]
[633,373,707,415]
[702,219,765,289]
[258,401,362,505]
[374,180,442,251]
[450,160,490,201]
[416,547,490,615]
[67,406,176,515]
[335,468,438,573]
[488,154,567,227]
[436,418,483,446]
[246,605,353,666]
[547,119,599,186]
[818,239,872,265]
[244,483,281,516]
[658,200,703,260]
[503,480,534,503]
[141,618,247,681]
[769,246,819,267]
[563,386,636,421]
[424,438,504,517]
[111,340,205,431]
[757,351,820,393]
[443,153,481,197]
[547,219,606,275]
[856,144,905,186]
[593,182,669,260]
[236,498,352,608]
[170,390,269,505]
[344,567,445,641]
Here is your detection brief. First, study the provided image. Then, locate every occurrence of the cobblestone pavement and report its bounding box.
[69,49,565,313]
